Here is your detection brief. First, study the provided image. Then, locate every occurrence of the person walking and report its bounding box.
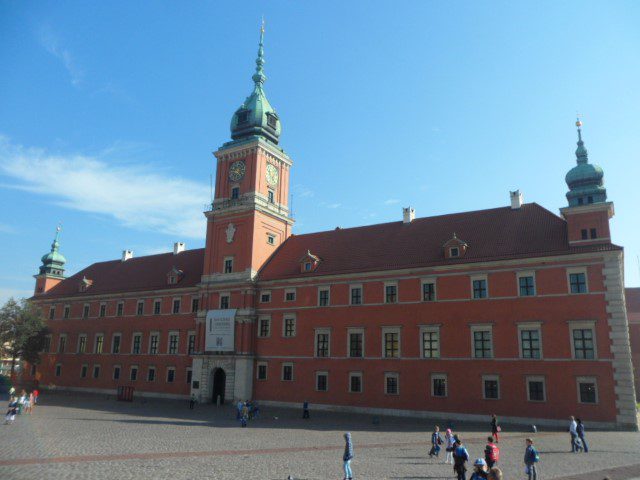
[453,438,470,480]
[470,458,488,480]
[4,396,18,424]
[302,401,310,419]
[429,425,442,458]
[342,432,354,480]
[569,416,578,452]
[236,400,243,419]
[32,389,39,406]
[189,394,197,410]
[576,418,588,453]
[484,436,499,468]
[444,428,455,464]
[490,414,500,443]
[524,438,539,480]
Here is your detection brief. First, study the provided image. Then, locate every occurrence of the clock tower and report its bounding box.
[193,24,294,404]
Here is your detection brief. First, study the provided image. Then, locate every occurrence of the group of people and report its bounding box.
[569,416,589,453]
[5,387,39,424]
[236,399,260,426]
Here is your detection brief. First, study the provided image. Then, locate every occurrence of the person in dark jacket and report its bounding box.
[343,432,354,480]
[453,439,469,480]
[302,401,310,419]
[524,438,539,480]
[490,414,500,443]
[470,458,488,480]
[429,425,442,457]
[484,436,499,468]
[576,418,589,453]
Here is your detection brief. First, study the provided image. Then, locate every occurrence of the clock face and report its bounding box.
[228,161,246,182]
[266,163,279,186]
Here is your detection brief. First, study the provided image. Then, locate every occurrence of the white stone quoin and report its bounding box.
[510,190,524,209]
[403,207,415,223]
[121,250,133,262]
[173,242,186,255]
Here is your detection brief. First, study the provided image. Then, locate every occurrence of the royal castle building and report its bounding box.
[27,29,638,430]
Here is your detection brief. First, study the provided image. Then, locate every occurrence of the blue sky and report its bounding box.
[1,1,639,304]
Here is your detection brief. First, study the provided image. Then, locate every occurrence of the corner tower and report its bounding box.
[34,226,66,296]
[560,119,614,245]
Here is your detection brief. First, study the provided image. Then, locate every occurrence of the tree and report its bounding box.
[0,298,48,376]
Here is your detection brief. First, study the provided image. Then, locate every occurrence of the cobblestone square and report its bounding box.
[0,392,638,480]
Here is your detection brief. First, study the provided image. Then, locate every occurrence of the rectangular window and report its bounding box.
[42,335,51,353]
[569,272,588,293]
[231,186,240,200]
[132,334,142,354]
[349,373,362,393]
[77,335,87,354]
[220,295,230,309]
[260,292,271,303]
[58,334,66,353]
[349,332,363,358]
[117,302,124,317]
[472,278,488,299]
[385,373,399,395]
[450,247,460,257]
[572,328,595,359]
[590,228,597,239]
[268,189,274,203]
[577,377,598,404]
[113,366,121,380]
[186,368,193,384]
[520,328,541,359]
[99,303,106,317]
[315,331,330,357]
[383,331,399,358]
[191,297,199,313]
[316,372,328,392]
[267,234,275,245]
[224,258,233,273]
[80,365,87,378]
[168,333,179,354]
[432,374,448,397]
[257,363,267,380]
[283,317,296,337]
[149,334,159,354]
[147,367,156,382]
[112,334,121,354]
[130,366,138,381]
[258,318,270,337]
[282,364,293,381]
[94,335,103,354]
[350,286,363,305]
[63,305,70,319]
[137,300,144,315]
[285,289,296,302]
[153,300,161,315]
[166,368,175,383]
[385,284,397,303]
[172,299,181,314]
[318,288,330,306]
[49,306,55,320]
[527,377,546,402]
[483,375,500,400]
[55,364,62,377]
[421,329,440,358]
[188,333,196,355]
[473,329,493,358]
[93,365,101,379]
[518,275,536,296]
[422,282,436,301]
[581,229,588,240]
[83,304,90,318]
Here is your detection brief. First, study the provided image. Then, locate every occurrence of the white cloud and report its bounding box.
[0,223,16,234]
[384,198,400,205]
[0,136,209,239]
[39,27,84,87]
[327,203,341,209]
[0,287,33,306]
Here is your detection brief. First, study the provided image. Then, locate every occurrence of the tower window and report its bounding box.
[237,111,249,124]
[590,228,597,239]
[224,258,233,273]
[267,234,275,245]
[231,187,240,200]
[267,190,274,204]
[267,114,277,129]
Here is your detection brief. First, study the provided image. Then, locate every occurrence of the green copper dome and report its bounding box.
[39,227,66,278]
[230,24,281,145]
[565,120,607,207]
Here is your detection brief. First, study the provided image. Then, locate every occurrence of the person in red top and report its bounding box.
[484,436,500,468]
[32,389,39,406]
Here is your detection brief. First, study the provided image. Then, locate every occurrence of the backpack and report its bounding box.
[532,448,540,463]
[486,444,499,462]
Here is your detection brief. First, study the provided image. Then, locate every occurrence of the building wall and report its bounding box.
[626,288,640,397]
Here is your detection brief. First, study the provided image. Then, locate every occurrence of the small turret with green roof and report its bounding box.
[39,226,66,278]
[565,119,607,207]
[229,21,281,145]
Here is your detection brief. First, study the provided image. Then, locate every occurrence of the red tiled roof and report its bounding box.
[258,203,621,280]
[627,288,640,312]
[41,248,205,299]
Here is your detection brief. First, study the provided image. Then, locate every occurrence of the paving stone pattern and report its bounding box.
[0,392,638,480]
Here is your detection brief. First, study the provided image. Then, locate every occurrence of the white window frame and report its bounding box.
[82,303,90,318]
[258,316,271,338]
[318,286,330,306]
[349,284,363,305]
[130,365,139,381]
[347,328,365,358]
[219,291,231,309]
[131,332,143,354]
[267,233,276,245]
[576,376,599,404]
[282,314,297,338]
[471,274,489,299]
[166,366,176,383]
[111,333,122,354]
[49,305,56,319]
[153,298,162,315]
[384,372,400,395]
[167,331,180,354]
[147,366,156,382]
[136,300,145,315]
[384,281,398,304]
[517,322,543,359]
[113,364,122,380]
[569,320,598,360]
[58,333,67,353]
[116,301,125,316]
[63,304,71,319]
[260,290,272,303]
[77,334,87,354]
[92,364,101,379]
[470,324,493,358]
[421,278,437,301]
[148,331,160,354]
[482,374,500,400]
[256,361,268,380]
[314,328,331,357]
[172,297,181,314]
[567,267,589,294]
[315,371,329,392]
[526,375,547,402]
[382,326,401,358]
[99,302,107,317]
[284,288,296,302]
[281,362,294,381]
[431,373,448,398]
[94,333,104,354]
[516,271,537,297]
[349,371,363,393]
[419,325,440,359]
[187,330,196,355]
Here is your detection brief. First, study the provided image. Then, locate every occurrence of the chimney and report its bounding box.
[122,250,133,262]
[403,207,415,224]
[173,242,186,255]
[510,190,524,209]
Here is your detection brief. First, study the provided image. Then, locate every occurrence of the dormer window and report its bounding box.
[237,111,249,124]
[443,233,468,259]
[450,247,459,257]
[267,114,277,129]
[300,250,321,273]
[305,262,312,271]
[78,276,93,293]
[168,276,176,285]
[166,267,184,285]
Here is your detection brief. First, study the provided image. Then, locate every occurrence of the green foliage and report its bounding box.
[0,297,48,373]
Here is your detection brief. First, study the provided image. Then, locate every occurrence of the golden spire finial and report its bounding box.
[575,113,582,128]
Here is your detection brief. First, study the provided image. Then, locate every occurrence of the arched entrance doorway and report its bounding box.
[211,368,226,404]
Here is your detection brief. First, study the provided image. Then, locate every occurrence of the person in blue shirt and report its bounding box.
[453,438,470,480]
[524,438,539,480]
[470,458,488,480]
[429,425,443,458]
[576,418,588,453]
[342,432,354,480]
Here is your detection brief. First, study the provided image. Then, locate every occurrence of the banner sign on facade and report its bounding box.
[205,309,236,352]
